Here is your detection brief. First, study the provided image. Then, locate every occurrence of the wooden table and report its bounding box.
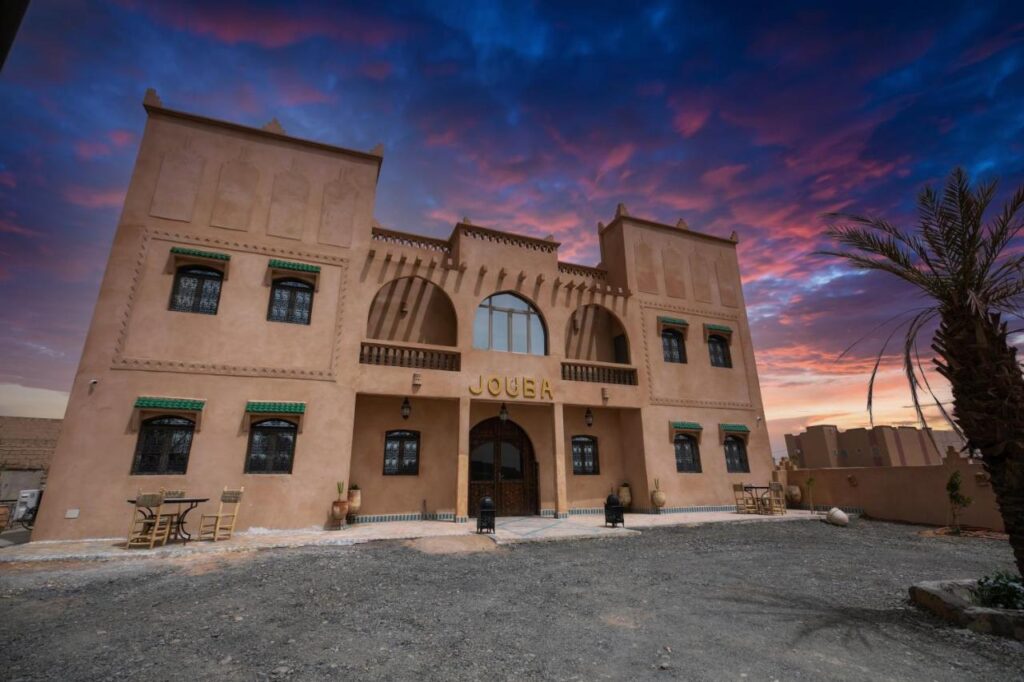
[127,497,209,543]
[743,486,771,514]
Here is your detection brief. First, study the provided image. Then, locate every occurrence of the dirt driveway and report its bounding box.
[1,519,1021,680]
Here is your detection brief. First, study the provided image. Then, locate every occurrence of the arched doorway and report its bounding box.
[469,417,539,517]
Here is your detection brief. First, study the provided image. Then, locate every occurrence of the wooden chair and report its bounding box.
[126,490,172,549]
[198,487,244,542]
[733,484,757,514]
[766,482,786,515]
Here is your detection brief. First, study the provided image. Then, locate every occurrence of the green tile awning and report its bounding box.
[720,423,750,433]
[246,401,306,414]
[134,397,205,411]
[658,316,689,327]
[705,323,733,334]
[268,259,321,274]
[170,246,230,261]
[671,421,703,431]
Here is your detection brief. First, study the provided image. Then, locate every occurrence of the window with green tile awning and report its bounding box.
[704,323,733,334]
[170,247,230,261]
[268,259,320,274]
[720,423,749,433]
[134,397,205,411]
[671,421,702,431]
[245,401,306,414]
[658,316,689,327]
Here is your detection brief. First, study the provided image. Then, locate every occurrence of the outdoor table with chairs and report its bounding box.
[733,481,787,515]
[125,486,244,550]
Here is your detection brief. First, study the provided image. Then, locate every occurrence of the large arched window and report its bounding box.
[170,265,223,315]
[662,329,686,364]
[132,416,195,475]
[708,335,732,368]
[245,419,298,474]
[674,434,702,473]
[473,293,546,355]
[571,435,600,475]
[724,435,749,473]
[268,278,314,325]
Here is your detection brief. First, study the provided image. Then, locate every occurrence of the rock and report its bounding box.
[826,508,849,527]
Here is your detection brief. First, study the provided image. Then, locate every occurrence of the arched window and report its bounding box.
[724,435,749,473]
[708,335,732,368]
[268,278,314,325]
[473,292,546,355]
[674,434,702,473]
[662,329,686,363]
[245,419,298,474]
[571,435,600,475]
[170,265,222,315]
[383,430,420,475]
[132,416,194,475]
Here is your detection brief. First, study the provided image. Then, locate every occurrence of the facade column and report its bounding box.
[455,396,470,523]
[552,402,569,518]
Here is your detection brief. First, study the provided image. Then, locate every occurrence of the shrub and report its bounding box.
[972,570,1024,610]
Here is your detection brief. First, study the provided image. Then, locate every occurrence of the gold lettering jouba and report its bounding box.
[487,376,502,397]
[469,375,483,395]
[522,377,537,399]
[540,379,553,400]
[505,376,520,397]
[467,375,554,400]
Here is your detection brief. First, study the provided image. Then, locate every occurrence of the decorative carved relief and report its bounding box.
[690,252,713,303]
[266,162,309,240]
[634,240,660,294]
[663,246,686,299]
[319,167,360,247]
[210,150,259,231]
[149,144,204,222]
[716,256,740,308]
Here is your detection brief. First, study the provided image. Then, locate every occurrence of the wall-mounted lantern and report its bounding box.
[498,402,509,423]
[401,397,411,420]
[584,407,594,428]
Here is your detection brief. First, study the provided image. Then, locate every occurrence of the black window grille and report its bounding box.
[674,434,702,473]
[132,416,194,475]
[571,435,600,475]
[708,334,732,368]
[170,266,222,315]
[268,278,314,325]
[245,419,298,474]
[662,329,686,363]
[383,430,420,475]
[724,435,750,473]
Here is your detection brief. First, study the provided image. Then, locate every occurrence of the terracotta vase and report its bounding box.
[617,485,632,510]
[347,489,362,517]
[331,499,349,522]
[651,489,667,510]
[785,485,802,506]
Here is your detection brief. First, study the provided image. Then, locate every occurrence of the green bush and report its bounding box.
[972,570,1024,610]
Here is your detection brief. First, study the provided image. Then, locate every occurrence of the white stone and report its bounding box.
[826,507,849,527]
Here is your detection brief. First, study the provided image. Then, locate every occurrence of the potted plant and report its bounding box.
[331,481,349,525]
[347,483,362,518]
[650,478,666,512]
[617,482,632,510]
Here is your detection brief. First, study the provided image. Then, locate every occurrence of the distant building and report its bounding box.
[784,425,965,469]
[0,416,61,501]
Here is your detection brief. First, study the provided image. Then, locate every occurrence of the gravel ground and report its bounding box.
[1,519,1022,681]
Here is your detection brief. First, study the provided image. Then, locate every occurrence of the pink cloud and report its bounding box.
[0,171,15,188]
[359,61,394,80]
[670,99,711,138]
[700,164,747,190]
[63,185,125,209]
[73,141,111,160]
[0,218,42,238]
[108,130,135,147]
[276,82,335,106]
[597,143,635,177]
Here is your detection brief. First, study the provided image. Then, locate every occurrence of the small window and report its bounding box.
[170,266,222,315]
[245,419,297,474]
[724,435,749,473]
[571,435,600,475]
[674,434,702,473]
[268,278,314,325]
[708,334,732,368]
[662,329,686,363]
[132,416,194,475]
[384,430,420,475]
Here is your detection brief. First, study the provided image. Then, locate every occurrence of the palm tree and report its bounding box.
[820,168,1024,576]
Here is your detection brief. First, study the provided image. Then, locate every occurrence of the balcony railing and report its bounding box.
[359,341,461,372]
[561,360,638,386]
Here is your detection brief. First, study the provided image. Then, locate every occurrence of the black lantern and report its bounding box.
[584,407,594,428]
[477,496,496,534]
[604,493,625,528]
[498,402,509,423]
[400,397,411,420]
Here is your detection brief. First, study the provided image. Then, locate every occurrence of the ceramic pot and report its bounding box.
[785,485,802,505]
[331,499,349,522]
[826,507,849,527]
[347,489,362,516]
[651,489,667,509]
[617,485,632,510]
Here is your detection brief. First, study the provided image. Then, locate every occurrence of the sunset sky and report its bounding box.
[2,1,1023,457]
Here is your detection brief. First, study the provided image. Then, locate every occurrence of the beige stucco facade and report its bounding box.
[33,91,773,540]
[784,424,966,469]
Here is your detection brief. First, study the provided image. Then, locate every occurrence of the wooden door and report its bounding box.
[468,417,538,517]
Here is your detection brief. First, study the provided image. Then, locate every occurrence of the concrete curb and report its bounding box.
[909,579,1024,641]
